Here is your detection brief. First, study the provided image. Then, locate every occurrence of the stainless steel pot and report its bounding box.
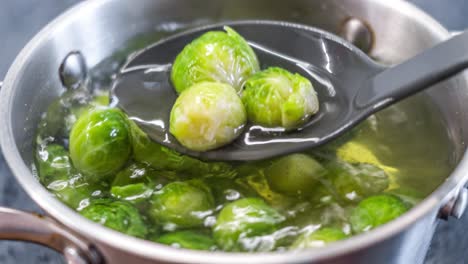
[1,0,467,263]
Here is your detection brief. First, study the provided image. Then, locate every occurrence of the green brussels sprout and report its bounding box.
[171,26,259,94]
[327,161,389,203]
[213,198,285,251]
[386,187,423,207]
[291,227,347,249]
[309,183,338,206]
[80,199,148,238]
[111,183,153,204]
[69,108,132,181]
[48,178,104,210]
[170,82,246,151]
[236,168,298,211]
[266,154,327,197]
[112,162,161,187]
[242,67,319,129]
[35,143,104,209]
[206,177,257,205]
[155,231,216,251]
[111,163,173,204]
[350,194,408,233]
[36,89,109,140]
[131,118,237,179]
[35,144,75,185]
[149,180,215,229]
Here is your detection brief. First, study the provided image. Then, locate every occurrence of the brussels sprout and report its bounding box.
[149,180,215,229]
[131,119,237,179]
[265,154,327,197]
[213,198,285,251]
[111,183,153,204]
[350,194,408,233]
[169,82,246,151]
[155,231,216,251]
[237,169,298,211]
[69,108,132,181]
[35,144,75,185]
[48,177,104,210]
[327,162,389,203]
[80,199,148,238]
[35,143,103,209]
[111,163,172,204]
[171,26,259,94]
[242,67,319,129]
[36,89,109,140]
[309,183,338,206]
[291,227,347,249]
[386,187,423,207]
[206,177,257,205]
[112,162,162,187]
[335,141,399,178]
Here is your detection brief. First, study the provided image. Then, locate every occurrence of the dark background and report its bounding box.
[0,1,467,263]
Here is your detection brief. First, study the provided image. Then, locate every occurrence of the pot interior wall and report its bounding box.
[7,0,467,194]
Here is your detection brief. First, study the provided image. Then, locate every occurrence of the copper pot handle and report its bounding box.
[0,207,102,264]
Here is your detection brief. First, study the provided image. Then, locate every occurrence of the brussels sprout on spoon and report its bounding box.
[112,20,468,161]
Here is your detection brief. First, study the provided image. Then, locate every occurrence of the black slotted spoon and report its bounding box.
[112,21,468,161]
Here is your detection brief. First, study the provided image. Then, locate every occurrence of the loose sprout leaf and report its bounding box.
[242,67,319,129]
[169,82,246,151]
[171,26,259,94]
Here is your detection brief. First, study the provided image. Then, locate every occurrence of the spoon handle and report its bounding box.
[356,30,468,109]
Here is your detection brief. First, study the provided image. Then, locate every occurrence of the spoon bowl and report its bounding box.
[112,21,468,161]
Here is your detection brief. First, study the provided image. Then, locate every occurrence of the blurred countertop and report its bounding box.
[0,1,467,263]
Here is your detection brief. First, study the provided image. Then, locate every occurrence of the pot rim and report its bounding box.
[1,0,466,263]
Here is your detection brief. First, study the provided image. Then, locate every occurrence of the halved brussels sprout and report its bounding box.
[155,230,216,251]
[170,82,246,151]
[171,26,259,94]
[265,154,327,197]
[213,198,285,251]
[291,227,347,249]
[149,180,214,229]
[350,194,408,233]
[69,108,132,181]
[242,67,319,129]
[80,199,148,238]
